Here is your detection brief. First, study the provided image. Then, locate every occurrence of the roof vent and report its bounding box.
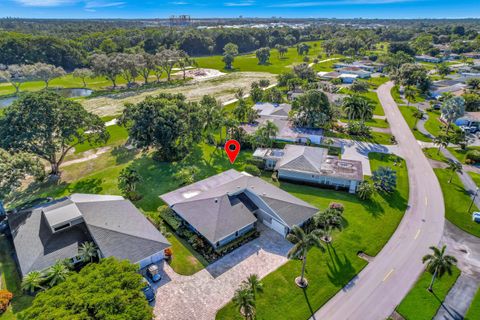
[214,198,218,203]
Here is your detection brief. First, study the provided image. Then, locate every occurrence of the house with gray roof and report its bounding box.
[160,170,318,249]
[253,145,363,193]
[8,194,171,277]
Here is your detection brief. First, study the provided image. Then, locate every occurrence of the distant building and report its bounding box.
[334,61,385,73]
[336,67,371,78]
[8,194,171,277]
[454,112,480,130]
[253,145,363,193]
[415,55,441,63]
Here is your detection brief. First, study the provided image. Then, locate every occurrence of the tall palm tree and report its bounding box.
[243,274,263,300]
[433,134,450,155]
[342,94,374,122]
[263,120,279,147]
[45,261,71,287]
[447,159,463,183]
[233,287,255,320]
[78,241,98,263]
[404,86,416,107]
[287,225,325,287]
[441,97,465,134]
[313,208,343,243]
[21,271,46,293]
[422,245,457,292]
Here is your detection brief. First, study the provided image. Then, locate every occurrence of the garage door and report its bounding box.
[137,251,165,268]
[270,219,287,236]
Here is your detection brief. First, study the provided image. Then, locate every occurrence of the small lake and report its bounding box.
[0,88,93,108]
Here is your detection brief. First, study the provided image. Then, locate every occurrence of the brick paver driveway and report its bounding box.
[153,225,291,320]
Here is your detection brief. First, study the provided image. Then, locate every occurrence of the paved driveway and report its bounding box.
[153,225,291,320]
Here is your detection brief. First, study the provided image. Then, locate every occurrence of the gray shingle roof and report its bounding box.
[160,170,318,243]
[9,194,170,276]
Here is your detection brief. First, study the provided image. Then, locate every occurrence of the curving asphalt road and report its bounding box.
[312,81,445,320]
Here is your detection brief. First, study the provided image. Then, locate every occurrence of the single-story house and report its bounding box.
[339,73,359,83]
[253,145,363,193]
[8,194,171,277]
[287,88,305,100]
[336,67,371,78]
[160,170,319,248]
[318,71,342,80]
[240,102,323,144]
[334,61,385,73]
[430,82,467,99]
[454,112,480,130]
[415,55,441,63]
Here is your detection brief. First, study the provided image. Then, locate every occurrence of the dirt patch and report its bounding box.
[173,68,225,80]
[81,72,277,117]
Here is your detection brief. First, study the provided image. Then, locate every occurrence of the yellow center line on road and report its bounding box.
[383,269,395,282]
[414,229,421,240]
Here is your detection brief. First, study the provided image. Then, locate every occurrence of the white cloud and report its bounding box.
[269,0,417,7]
[224,0,254,6]
[84,1,126,9]
[14,0,78,6]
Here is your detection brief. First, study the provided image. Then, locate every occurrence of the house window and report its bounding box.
[235,231,239,237]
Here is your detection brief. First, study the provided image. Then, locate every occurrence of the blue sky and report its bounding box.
[0,0,479,19]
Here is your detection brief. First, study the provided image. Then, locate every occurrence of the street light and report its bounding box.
[468,187,480,213]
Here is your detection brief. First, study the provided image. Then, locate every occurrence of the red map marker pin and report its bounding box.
[224,139,240,164]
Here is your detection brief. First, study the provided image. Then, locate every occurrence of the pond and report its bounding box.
[0,88,93,108]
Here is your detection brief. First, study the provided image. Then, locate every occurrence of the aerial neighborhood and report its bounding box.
[0,5,480,320]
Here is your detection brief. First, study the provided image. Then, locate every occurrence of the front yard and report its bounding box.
[396,266,461,320]
[216,152,409,319]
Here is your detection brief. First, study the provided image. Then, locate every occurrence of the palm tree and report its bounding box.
[447,159,463,183]
[342,94,374,122]
[441,97,465,134]
[313,209,343,243]
[422,245,457,292]
[263,120,279,147]
[233,287,255,320]
[433,134,450,155]
[118,166,141,195]
[243,274,263,300]
[21,271,46,293]
[45,261,71,287]
[287,225,325,288]
[78,241,98,263]
[404,86,416,107]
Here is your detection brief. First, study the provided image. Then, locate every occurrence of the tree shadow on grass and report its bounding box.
[431,290,463,320]
[67,178,103,194]
[326,245,356,287]
[111,146,137,165]
[302,287,318,320]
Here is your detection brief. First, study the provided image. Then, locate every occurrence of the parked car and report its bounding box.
[142,278,155,302]
[146,264,162,282]
[473,212,480,223]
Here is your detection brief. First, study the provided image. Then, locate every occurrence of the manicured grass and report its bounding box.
[396,266,461,320]
[465,286,480,320]
[73,123,128,154]
[423,147,448,162]
[216,153,409,320]
[0,236,34,320]
[391,85,405,105]
[398,106,433,142]
[366,76,389,89]
[325,130,393,145]
[8,143,254,276]
[434,168,480,238]
[424,110,444,137]
[447,147,480,165]
[196,41,330,74]
[339,117,389,129]
[468,172,480,188]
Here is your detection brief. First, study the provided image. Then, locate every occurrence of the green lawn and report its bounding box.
[398,106,433,142]
[391,85,405,105]
[339,117,389,129]
[0,236,34,320]
[196,41,331,74]
[434,168,480,238]
[447,147,480,165]
[73,122,128,154]
[424,111,444,137]
[216,153,409,320]
[466,286,480,320]
[396,266,461,320]
[423,147,448,162]
[469,172,480,189]
[325,130,393,145]
[366,76,389,89]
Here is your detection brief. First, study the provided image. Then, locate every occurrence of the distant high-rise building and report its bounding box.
[169,15,191,27]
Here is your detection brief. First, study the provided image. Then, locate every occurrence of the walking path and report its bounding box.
[313,81,445,320]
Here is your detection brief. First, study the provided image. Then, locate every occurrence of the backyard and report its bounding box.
[216,152,409,319]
